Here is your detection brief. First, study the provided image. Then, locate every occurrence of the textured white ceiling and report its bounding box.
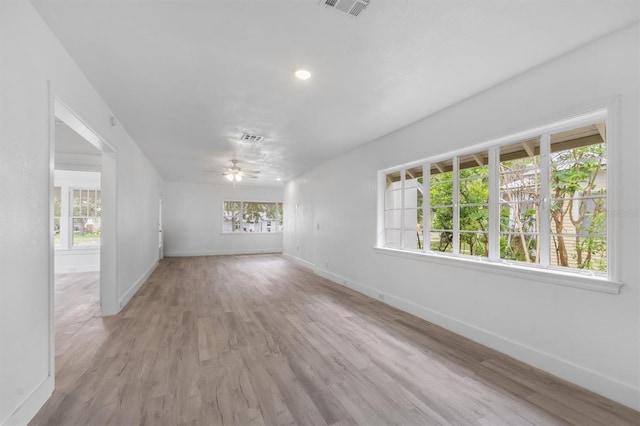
[32,0,639,186]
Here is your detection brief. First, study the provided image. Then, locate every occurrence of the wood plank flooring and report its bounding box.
[31,255,640,425]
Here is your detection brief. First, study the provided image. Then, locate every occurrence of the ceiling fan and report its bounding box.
[222,159,260,182]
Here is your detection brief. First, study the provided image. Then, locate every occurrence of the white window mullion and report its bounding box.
[61,186,70,249]
[423,162,430,253]
[240,201,245,232]
[453,157,460,255]
[488,147,500,261]
[400,169,406,248]
[539,134,551,267]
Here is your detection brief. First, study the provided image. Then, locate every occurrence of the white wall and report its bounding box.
[284,24,640,409]
[0,1,163,424]
[164,182,283,256]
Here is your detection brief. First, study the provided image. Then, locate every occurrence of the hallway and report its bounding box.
[31,255,640,425]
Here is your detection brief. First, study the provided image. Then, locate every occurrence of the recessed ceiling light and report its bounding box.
[276,177,282,181]
[295,69,311,80]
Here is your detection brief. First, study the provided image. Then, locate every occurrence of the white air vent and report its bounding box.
[240,133,264,143]
[321,0,370,18]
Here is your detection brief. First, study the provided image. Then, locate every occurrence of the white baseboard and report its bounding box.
[165,248,282,257]
[289,255,640,411]
[282,253,316,270]
[118,260,158,310]
[2,375,53,426]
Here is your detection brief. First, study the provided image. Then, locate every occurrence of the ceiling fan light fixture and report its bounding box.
[226,174,234,181]
[295,69,311,80]
[235,174,242,182]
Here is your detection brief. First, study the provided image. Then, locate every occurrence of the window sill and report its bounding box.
[54,247,100,254]
[221,232,283,235]
[373,247,623,294]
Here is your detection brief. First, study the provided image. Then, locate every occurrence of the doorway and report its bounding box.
[51,98,117,317]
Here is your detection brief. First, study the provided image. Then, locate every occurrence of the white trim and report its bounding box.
[283,253,316,271]
[46,81,56,399]
[2,376,54,426]
[166,248,283,258]
[381,288,639,410]
[374,247,622,294]
[118,260,159,310]
[539,133,551,267]
[221,231,283,235]
[289,255,637,410]
[54,98,115,153]
[604,96,620,282]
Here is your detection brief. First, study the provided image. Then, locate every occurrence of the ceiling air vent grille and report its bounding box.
[240,133,264,143]
[321,0,370,18]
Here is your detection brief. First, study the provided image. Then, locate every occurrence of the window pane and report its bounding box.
[72,217,101,246]
[460,232,488,257]
[385,188,402,209]
[223,201,241,232]
[53,186,61,217]
[500,139,540,263]
[72,189,82,216]
[385,210,402,229]
[429,231,453,253]
[243,202,276,232]
[87,190,93,216]
[404,166,423,210]
[402,208,424,250]
[550,236,606,272]
[54,218,60,247]
[500,233,538,263]
[549,122,606,271]
[385,229,401,248]
[430,207,453,231]
[278,203,284,231]
[403,231,423,251]
[460,205,488,232]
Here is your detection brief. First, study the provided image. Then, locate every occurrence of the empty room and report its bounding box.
[1,0,639,425]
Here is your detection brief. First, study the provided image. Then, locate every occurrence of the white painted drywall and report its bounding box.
[0,1,163,424]
[283,24,640,409]
[163,182,283,256]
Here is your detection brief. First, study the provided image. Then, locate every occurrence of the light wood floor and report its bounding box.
[32,255,639,425]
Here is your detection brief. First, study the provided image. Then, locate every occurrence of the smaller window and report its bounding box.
[53,186,62,247]
[71,189,101,247]
[223,201,283,233]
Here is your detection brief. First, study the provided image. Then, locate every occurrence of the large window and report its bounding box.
[223,201,283,233]
[380,111,610,277]
[53,187,102,249]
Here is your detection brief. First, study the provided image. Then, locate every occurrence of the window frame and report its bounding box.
[376,104,622,294]
[222,200,284,234]
[54,185,102,250]
[70,187,102,248]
